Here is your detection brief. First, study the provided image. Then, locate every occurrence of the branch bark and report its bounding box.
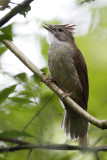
[0,0,35,27]
[0,30,107,130]
[0,136,29,145]
[0,143,106,153]
[0,136,106,153]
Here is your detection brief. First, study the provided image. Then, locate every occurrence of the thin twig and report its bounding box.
[0,0,35,27]
[22,94,55,131]
[0,30,107,130]
[26,149,32,160]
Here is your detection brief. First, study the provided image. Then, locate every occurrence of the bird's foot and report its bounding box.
[62,91,72,100]
[46,77,56,85]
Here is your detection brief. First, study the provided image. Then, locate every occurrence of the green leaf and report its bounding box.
[0,130,34,138]
[14,72,28,83]
[41,67,49,75]
[19,5,31,17]
[0,33,13,41]
[0,85,17,104]
[31,74,40,84]
[18,90,34,97]
[1,24,13,35]
[0,46,7,56]
[9,97,35,104]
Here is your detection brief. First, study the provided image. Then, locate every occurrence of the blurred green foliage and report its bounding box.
[19,5,31,17]
[77,0,95,5]
[0,2,107,160]
[0,24,13,41]
[0,24,13,58]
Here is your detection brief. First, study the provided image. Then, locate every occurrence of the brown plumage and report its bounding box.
[43,23,89,148]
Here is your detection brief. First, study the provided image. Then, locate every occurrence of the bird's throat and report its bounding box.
[47,32,67,46]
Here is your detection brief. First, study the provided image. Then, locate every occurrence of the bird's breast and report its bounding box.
[48,42,83,99]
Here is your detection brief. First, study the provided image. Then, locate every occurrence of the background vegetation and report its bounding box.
[0,0,107,159]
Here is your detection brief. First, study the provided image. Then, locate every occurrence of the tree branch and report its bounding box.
[0,0,35,27]
[0,30,107,130]
[0,136,106,153]
[0,143,106,153]
[0,136,30,145]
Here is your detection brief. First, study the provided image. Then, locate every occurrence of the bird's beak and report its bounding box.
[43,23,53,32]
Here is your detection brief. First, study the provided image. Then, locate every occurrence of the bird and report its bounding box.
[43,23,89,147]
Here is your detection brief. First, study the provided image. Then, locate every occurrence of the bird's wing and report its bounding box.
[74,49,89,110]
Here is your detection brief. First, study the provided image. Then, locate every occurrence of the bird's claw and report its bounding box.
[62,91,73,100]
[46,78,56,85]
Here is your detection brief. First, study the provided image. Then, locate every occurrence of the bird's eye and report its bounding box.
[58,28,63,32]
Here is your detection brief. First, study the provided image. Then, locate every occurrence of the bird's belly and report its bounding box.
[48,50,83,101]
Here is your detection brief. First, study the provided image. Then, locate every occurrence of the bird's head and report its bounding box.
[43,23,75,44]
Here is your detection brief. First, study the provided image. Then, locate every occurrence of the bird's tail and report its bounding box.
[62,108,89,152]
[79,132,88,147]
